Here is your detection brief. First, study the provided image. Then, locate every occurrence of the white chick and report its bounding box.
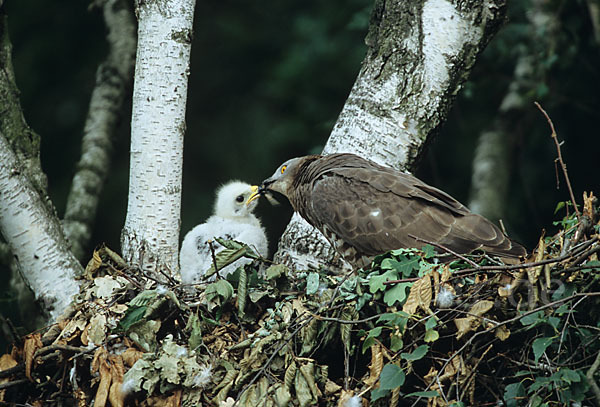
[179,181,268,283]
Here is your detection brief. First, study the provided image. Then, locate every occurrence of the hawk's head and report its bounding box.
[247,156,316,205]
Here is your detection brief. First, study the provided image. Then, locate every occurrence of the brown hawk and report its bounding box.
[249,153,526,268]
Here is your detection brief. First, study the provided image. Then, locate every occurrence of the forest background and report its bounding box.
[1,0,599,340]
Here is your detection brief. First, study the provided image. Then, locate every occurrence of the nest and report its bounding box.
[1,193,600,406]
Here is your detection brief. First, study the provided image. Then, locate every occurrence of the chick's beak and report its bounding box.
[246,185,261,206]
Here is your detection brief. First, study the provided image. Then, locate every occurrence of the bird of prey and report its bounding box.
[180,181,268,283]
[248,153,526,268]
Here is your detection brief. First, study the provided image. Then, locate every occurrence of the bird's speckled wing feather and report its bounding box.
[298,154,525,266]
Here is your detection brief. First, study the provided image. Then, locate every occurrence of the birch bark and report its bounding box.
[0,133,81,321]
[63,0,136,261]
[121,0,196,276]
[275,0,507,271]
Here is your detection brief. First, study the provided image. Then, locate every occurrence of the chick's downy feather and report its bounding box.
[179,181,268,283]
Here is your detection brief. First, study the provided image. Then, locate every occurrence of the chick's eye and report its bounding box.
[280,165,287,174]
[236,195,244,203]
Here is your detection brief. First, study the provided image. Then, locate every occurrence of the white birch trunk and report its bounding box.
[0,133,81,321]
[121,0,196,276]
[275,0,507,271]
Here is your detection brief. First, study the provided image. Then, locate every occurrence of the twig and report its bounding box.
[410,291,600,406]
[587,351,600,407]
[534,102,580,218]
[311,313,383,324]
[408,234,479,268]
[208,240,220,279]
[0,378,29,391]
[452,237,598,276]
[383,276,420,285]
[235,313,314,406]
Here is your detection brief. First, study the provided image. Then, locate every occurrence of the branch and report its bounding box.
[587,350,600,406]
[0,10,48,199]
[0,132,82,322]
[534,102,580,218]
[63,0,136,261]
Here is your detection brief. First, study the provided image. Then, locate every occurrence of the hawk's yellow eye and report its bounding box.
[281,165,287,174]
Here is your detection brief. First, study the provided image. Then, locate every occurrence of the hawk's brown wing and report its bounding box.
[307,163,524,262]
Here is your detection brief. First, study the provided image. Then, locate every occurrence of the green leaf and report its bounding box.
[421,245,436,259]
[206,247,247,275]
[185,313,202,351]
[424,317,437,330]
[424,329,439,343]
[401,345,429,361]
[519,310,545,328]
[396,256,421,276]
[503,382,525,407]
[265,264,288,280]
[306,272,320,295]
[554,201,566,214]
[379,364,405,390]
[532,337,554,363]
[383,282,411,306]
[547,316,560,330]
[370,387,390,402]
[377,311,410,327]
[390,334,403,352]
[205,279,235,304]
[406,390,439,398]
[381,256,420,277]
[559,368,581,384]
[369,270,398,293]
[116,305,147,332]
[362,326,383,353]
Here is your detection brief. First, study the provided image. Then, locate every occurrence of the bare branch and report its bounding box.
[63,0,136,261]
[534,101,580,218]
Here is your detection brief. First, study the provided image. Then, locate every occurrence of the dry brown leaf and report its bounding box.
[56,311,88,344]
[93,349,111,407]
[324,379,342,395]
[455,301,494,339]
[84,248,103,278]
[141,394,181,407]
[219,398,236,407]
[0,354,18,401]
[403,275,432,314]
[108,355,125,407]
[364,343,383,387]
[470,300,493,317]
[0,353,17,370]
[80,323,89,346]
[432,269,440,300]
[337,390,356,407]
[583,191,595,219]
[23,333,43,382]
[441,265,451,284]
[121,347,144,367]
[528,234,546,285]
[495,325,511,341]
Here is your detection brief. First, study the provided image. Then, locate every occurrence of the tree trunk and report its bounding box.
[468,0,557,223]
[0,10,82,322]
[121,0,196,277]
[275,0,508,271]
[63,0,136,262]
[0,133,82,321]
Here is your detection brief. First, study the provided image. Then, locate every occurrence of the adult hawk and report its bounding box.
[249,153,525,268]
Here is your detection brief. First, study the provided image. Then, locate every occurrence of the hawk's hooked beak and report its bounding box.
[246,185,261,206]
